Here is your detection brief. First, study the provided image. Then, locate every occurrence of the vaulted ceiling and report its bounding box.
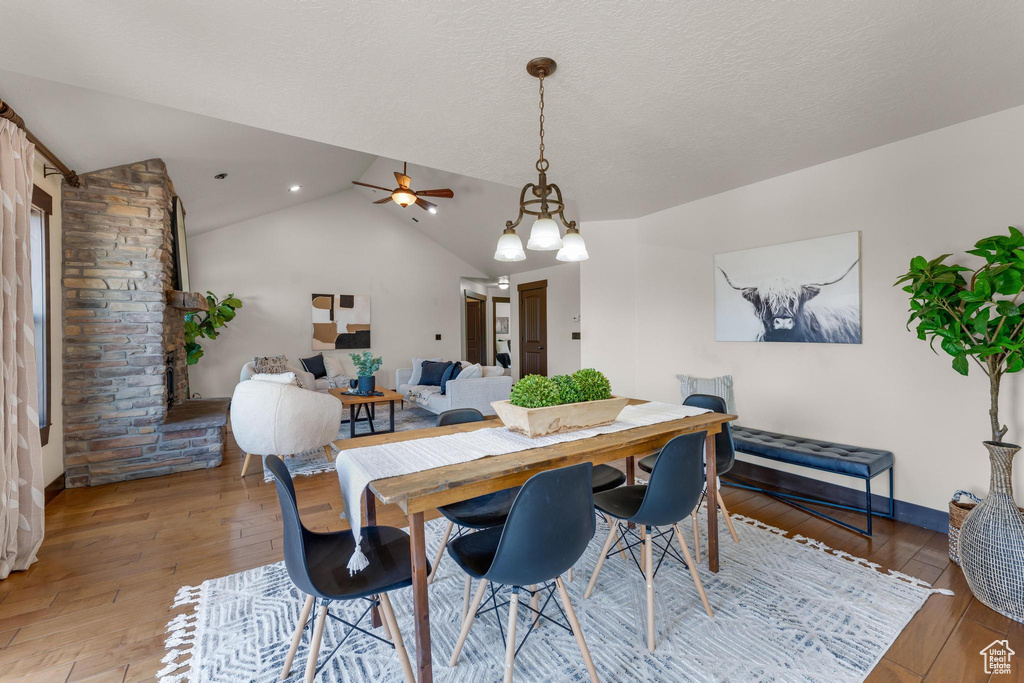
[3,1,1024,224]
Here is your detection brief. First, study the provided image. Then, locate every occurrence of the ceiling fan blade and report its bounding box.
[373,196,394,204]
[394,172,412,189]
[352,180,394,192]
[415,198,437,213]
[415,188,454,198]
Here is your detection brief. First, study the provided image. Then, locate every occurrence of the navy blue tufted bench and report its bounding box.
[726,427,895,536]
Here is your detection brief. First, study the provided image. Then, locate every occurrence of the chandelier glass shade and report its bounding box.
[494,227,526,262]
[496,58,587,262]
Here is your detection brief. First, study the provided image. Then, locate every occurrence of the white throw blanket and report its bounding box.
[335,401,710,573]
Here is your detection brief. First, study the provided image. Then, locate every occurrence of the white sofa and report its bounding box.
[240,357,352,394]
[395,365,512,416]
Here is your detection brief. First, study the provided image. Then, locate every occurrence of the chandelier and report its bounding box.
[494,58,588,263]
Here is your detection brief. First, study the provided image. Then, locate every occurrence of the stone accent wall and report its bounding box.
[61,159,223,487]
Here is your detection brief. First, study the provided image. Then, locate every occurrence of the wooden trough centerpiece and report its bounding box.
[491,395,630,438]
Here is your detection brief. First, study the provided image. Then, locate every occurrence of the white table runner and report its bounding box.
[334,401,710,573]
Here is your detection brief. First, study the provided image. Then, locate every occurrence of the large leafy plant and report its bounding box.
[183,292,243,365]
[509,375,561,408]
[895,227,1024,442]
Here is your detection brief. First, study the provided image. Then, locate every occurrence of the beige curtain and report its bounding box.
[0,118,44,578]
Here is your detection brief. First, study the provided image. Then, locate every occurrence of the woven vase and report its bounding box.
[959,441,1024,623]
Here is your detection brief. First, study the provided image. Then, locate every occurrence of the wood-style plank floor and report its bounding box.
[0,432,1014,682]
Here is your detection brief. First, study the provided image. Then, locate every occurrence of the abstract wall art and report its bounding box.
[715,232,861,344]
[311,294,371,349]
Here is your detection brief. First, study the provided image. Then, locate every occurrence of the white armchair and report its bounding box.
[230,379,342,477]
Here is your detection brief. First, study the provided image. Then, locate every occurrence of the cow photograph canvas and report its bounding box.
[715,232,861,344]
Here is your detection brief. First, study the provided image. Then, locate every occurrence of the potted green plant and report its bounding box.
[491,369,628,437]
[183,292,243,365]
[349,352,382,394]
[895,226,1024,622]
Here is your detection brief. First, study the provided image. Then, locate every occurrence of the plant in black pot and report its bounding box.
[349,352,382,394]
[896,227,1024,622]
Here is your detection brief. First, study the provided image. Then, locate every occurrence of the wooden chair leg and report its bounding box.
[555,577,599,683]
[280,594,314,680]
[323,445,334,462]
[503,590,519,683]
[378,592,415,683]
[304,602,329,683]
[605,513,626,558]
[716,489,740,543]
[450,579,489,666]
[674,523,714,617]
[566,567,574,582]
[691,511,701,562]
[377,594,392,640]
[240,453,253,477]
[462,575,472,622]
[644,527,656,652]
[585,518,620,599]
[428,520,454,585]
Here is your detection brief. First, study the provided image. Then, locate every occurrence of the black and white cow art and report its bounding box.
[718,259,861,344]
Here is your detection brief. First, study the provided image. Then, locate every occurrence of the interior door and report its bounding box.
[465,296,485,365]
[518,280,547,376]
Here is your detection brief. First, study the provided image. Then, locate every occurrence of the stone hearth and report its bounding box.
[62,159,227,487]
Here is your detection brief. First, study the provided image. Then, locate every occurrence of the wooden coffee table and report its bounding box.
[328,386,405,438]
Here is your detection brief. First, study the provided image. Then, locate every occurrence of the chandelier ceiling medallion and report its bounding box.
[494,57,588,263]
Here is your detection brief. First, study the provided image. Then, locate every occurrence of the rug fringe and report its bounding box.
[729,514,952,595]
[158,583,202,682]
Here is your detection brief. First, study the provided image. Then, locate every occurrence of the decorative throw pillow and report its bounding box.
[481,365,506,378]
[253,354,289,374]
[439,362,462,395]
[251,372,298,386]
[458,363,482,380]
[300,353,328,379]
[420,361,452,387]
[410,357,442,386]
[676,373,736,414]
[323,356,347,379]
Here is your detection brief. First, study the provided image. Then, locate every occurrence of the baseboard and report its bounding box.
[44,473,65,505]
[725,460,949,534]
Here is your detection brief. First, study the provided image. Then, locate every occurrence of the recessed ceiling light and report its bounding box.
[428,206,437,215]
[214,172,228,180]
[289,185,302,192]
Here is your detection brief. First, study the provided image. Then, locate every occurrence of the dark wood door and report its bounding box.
[518,280,547,376]
[465,297,486,365]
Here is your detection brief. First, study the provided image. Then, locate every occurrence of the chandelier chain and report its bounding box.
[536,72,548,173]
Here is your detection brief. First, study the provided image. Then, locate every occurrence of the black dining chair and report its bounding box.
[429,409,626,590]
[637,393,740,556]
[447,462,599,682]
[585,432,713,653]
[266,455,418,683]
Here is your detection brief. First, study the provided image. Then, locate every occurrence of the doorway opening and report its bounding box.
[464,291,487,366]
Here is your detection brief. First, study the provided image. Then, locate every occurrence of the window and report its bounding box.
[30,186,51,446]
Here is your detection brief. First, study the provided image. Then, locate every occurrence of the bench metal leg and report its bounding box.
[722,465,895,537]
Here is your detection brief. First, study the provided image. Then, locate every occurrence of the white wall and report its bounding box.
[581,104,1024,513]
[510,263,582,379]
[33,155,64,488]
[188,189,484,397]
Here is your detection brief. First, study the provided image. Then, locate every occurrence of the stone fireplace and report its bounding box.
[62,159,228,487]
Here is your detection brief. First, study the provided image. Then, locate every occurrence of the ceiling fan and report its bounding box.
[352,162,454,214]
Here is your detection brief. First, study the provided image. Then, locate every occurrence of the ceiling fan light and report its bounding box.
[526,216,563,251]
[494,229,526,262]
[556,228,589,262]
[392,189,417,207]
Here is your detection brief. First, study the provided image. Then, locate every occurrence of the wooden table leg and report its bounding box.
[362,491,383,628]
[409,511,433,682]
[625,456,636,529]
[706,429,719,573]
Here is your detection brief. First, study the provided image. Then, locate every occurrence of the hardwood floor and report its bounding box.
[1,433,1014,681]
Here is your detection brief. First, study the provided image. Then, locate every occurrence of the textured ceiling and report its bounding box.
[2,1,1024,221]
[0,70,375,235]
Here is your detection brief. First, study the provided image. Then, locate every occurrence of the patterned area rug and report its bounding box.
[263,405,438,482]
[158,513,950,682]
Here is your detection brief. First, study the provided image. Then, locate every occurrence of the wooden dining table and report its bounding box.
[333,401,737,682]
